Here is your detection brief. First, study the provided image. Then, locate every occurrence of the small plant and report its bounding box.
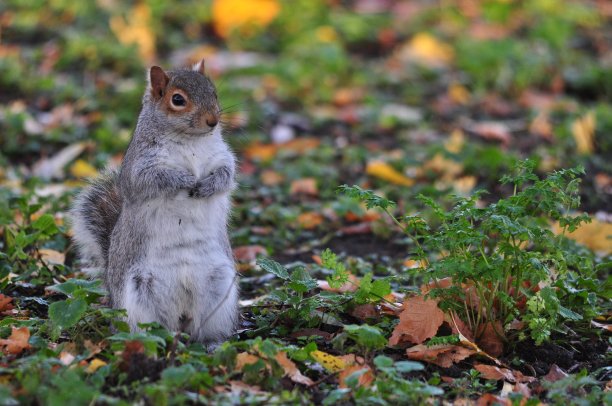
[340,160,597,346]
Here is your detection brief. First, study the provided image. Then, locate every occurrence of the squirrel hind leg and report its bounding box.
[70,169,121,277]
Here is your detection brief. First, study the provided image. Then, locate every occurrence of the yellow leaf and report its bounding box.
[553,218,612,254]
[448,83,470,105]
[109,3,156,62]
[316,26,338,43]
[571,111,596,154]
[39,249,65,265]
[444,129,465,154]
[403,33,454,67]
[366,161,414,187]
[212,0,280,38]
[453,176,476,196]
[310,350,347,373]
[86,358,107,373]
[70,159,98,179]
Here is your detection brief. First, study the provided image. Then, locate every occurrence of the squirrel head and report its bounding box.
[145,59,220,136]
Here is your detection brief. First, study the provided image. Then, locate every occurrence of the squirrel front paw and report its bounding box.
[188,166,233,198]
[189,177,216,198]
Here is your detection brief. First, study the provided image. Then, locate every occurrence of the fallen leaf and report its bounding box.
[406,344,475,368]
[281,138,321,154]
[476,393,510,406]
[339,222,372,235]
[0,294,14,314]
[453,175,476,195]
[290,328,332,340]
[233,245,267,263]
[86,358,107,373]
[544,364,569,382]
[529,112,553,140]
[571,111,596,154]
[109,3,156,62]
[338,364,374,389]
[350,304,379,321]
[59,351,75,366]
[235,352,262,371]
[260,170,284,186]
[446,312,475,342]
[275,351,314,386]
[295,212,324,229]
[422,153,463,182]
[400,32,454,67]
[591,320,612,332]
[552,218,612,254]
[470,122,511,145]
[317,274,359,293]
[476,321,505,357]
[474,363,536,383]
[290,178,318,196]
[444,129,465,154]
[244,142,277,161]
[212,0,280,38]
[70,159,98,179]
[0,326,31,355]
[366,161,414,187]
[448,83,470,105]
[311,350,347,373]
[32,142,87,180]
[38,248,65,265]
[389,296,445,345]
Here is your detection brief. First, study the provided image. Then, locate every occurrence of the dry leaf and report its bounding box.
[530,112,553,140]
[0,294,14,314]
[338,365,374,389]
[70,159,98,179]
[0,326,31,355]
[295,212,324,229]
[275,351,314,386]
[310,350,347,373]
[448,83,470,105]
[32,142,87,180]
[389,296,445,345]
[406,344,475,368]
[59,351,75,366]
[422,153,463,182]
[212,0,280,38]
[260,170,284,186]
[474,363,536,383]
[470,122,511,145]
[244,142,277,161]
[317,274,359,293]
[453,175,476,195]
[350,304,379,321]
[553,218,612,254]
[446,313,475,342]
[444,129,465,154]
[39,248,65,265]
[544,364,569,382]
[571,111,596,154]
[290,328,332,340]
[109,3,156,62]
[591,320,612,332]
[290,178,318,196]
[86,358,107,373]
[476,321,505,357]
[233,245,267,263]
[476,393,511,406]
[400,32,454,67]
[235,352,262,371]
[366,161,414,187]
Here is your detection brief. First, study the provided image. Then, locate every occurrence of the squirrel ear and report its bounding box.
[149,66,169,100]
[194,58,206,75]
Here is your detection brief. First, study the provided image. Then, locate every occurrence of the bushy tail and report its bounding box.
[70,170,121,276]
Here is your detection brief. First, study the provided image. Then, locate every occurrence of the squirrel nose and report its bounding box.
[205,113,218,128]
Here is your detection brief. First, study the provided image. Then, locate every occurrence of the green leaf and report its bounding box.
[288,267,317,293]
[48,298,88,330]
[558,305,582,321]
[257,257,289,280]
[161,364,196,387]
[31,214,58,235]
[322,249,349,289]
[343,324,387,350]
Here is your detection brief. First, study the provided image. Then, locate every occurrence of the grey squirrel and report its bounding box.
[70,60,238,342]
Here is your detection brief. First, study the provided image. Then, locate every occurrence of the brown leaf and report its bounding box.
[470,122,511,145]
[350,304,379,321]
[289,178,318,196]
[338,364,374,389]
[446,313,475,342]
[295,212,324,229]
[275,351,314,386]
[235,352,261,371]
[389,296,445,345]
[544,364,569,382]
[476,393,511,406]
[233,245,267,263]
[0,294,14,314]
[339,223,372,235]
[260,170,284,186]
[476,321,505,357]
[406,344,475,368]
[0,326,31,355]
[474,363,536,383]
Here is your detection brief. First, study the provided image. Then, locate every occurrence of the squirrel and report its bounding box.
[70,60,238,343]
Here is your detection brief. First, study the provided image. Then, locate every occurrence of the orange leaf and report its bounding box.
[0,326,31,355]
[366,161,414,187]
[244,142,277,161]
[289,178,318,196]
[235,352,261,371]
[295,212,324,229]
[338,364,374,389]
[0,294,14,314]
[389,296,445,345]
[212,0,280,38]
[474,363,536,383]
[543,364,569,382]
[476,321,505,357]
[406,344,475,368]
[401,33,454,67]
[275,351,314,386]
[233,245,267,263]
[260,170,284,186]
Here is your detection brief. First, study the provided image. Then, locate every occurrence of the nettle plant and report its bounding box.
[341,160,596,345]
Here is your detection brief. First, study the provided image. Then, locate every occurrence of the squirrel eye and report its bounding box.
[171,93,186,107]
